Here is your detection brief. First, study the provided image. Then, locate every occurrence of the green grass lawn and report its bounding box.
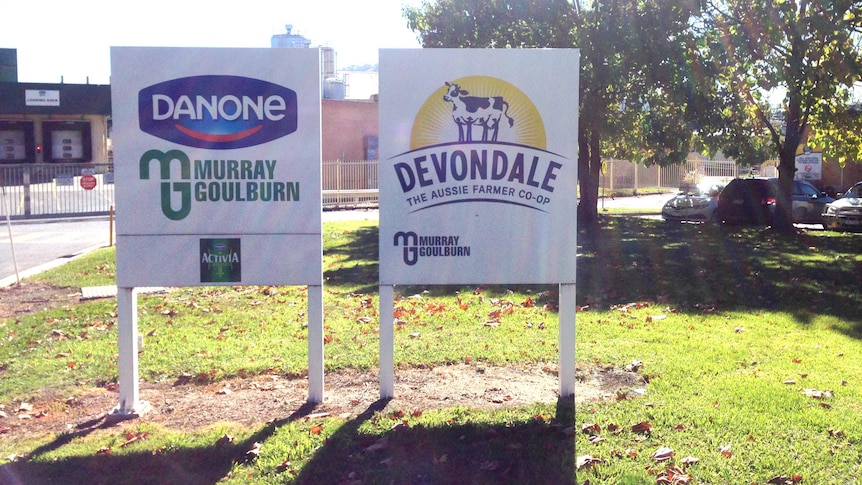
[1,217,861,484]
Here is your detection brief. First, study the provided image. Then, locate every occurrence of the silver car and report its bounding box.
[662,181,724,223]
[823,181,862,231]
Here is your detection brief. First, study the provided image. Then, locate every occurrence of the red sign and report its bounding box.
[80,174,97,190]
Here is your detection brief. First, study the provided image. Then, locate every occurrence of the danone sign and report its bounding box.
[379,49,579,285]
[111,47,322,287]
[139,76,298,150]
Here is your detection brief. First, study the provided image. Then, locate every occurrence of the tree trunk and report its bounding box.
[773,80,804,233]
[773,151,797,232]
[577,128,601,227]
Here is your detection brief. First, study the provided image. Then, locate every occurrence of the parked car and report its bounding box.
[662,181,724,223]
[715,178,776,225]
[769,178,835,224]
[822,181,862,231]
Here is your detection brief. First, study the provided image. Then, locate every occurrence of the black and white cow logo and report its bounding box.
[443,82,515,142]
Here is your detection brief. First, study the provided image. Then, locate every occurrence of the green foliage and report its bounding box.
[37,247,116,288]
[699,0,862,228]
[403,0,706,225]
[404,0,575,49]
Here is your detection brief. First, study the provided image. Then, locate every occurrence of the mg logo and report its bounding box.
[393,231,419,265]
[139,149,192,220]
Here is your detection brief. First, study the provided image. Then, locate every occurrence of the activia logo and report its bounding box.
[138,75,298,149]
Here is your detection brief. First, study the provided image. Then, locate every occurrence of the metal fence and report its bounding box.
[601,155,740,194]
[1,157,741,220]
[321,159,379,208]
[0,160,383,220]
[0,163,115,219]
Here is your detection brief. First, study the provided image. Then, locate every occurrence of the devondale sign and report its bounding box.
[110,47,323,413]
[378,49,579,398]
[380,49,578,285]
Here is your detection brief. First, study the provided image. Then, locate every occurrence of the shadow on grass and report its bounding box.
[578,216,862,336]
[324,217,862,336]
[0,402,317,485]
[293,396,574,485]
[1,398,575,485]
[325,224,379,295]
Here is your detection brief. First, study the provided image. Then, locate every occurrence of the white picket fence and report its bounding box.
[600,155,740,194]
[1,156,742,219]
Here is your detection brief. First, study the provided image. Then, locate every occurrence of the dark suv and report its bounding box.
[771,178,835,224]
[715,178,776,225]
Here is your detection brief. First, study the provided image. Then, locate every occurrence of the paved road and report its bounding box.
[598,193,670,212]
[1,216,115,286]
[0,210,381,287]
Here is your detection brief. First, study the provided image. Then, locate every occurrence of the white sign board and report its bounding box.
[111,47,322,287]
[796,148,822,181]
[379,49,579,285]
[25,89,60,106]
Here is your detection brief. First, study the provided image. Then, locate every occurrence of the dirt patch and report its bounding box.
[0,282,645,443]
[0,281,81,320]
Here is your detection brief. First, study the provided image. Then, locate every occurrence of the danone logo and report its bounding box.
[391,76,566,213]
[138,75,298,149]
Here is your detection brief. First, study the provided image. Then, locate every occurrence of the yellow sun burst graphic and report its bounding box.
[410,76,546,151]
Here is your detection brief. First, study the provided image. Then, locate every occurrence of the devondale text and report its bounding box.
[393,148,562,194]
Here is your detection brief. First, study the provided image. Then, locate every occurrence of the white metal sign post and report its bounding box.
[378,49,579,399]
[111,47,324,414]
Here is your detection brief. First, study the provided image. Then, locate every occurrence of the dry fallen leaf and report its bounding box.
[624,360,643,372]
[804,389,833,399]
[14,402,33,414]
[632,421,653,434]
[245,442,262,460]
[680,456,700,466]
[365,437,388,452]
[657,465,692,484]
[581,423,601,436]
[767,475,803,484]
[576,455,605,470]
[651,446,675,462]
[588,434,604,445]
[120,431,149,448]
[215,433,234,447]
